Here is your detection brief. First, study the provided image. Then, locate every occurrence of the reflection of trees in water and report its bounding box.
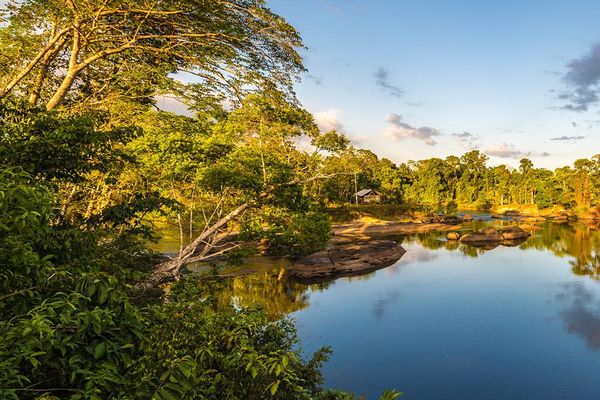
[402,222,600,280]
[523,222,600,280]
[218,222,600,319]
[218,269,311,320]
[401,232,487,258]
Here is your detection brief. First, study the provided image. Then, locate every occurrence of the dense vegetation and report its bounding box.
[2,0,599,399]
[0,1,404,399]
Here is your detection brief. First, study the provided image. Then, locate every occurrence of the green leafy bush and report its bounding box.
[240,207,331,257]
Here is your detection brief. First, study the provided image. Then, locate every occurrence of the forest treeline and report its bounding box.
[322,149,600,212]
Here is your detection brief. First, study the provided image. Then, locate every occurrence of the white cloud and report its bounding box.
[485,143,550,159]
[314,108,344,132]
[451,131,479,149]
[384,113,440,146]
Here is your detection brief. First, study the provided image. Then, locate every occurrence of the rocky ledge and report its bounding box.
[289,240,406,282]
[460,226,530,244]
[332,221,459,238]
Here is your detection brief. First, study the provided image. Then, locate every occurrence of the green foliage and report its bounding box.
[132,276,332,400]
[0,99,137,183]
[445,200,458,216]
[0,167,53,313]
[0,0,305,110]
[241,208,331,257]
[0,167,364,400]
[0,167,149,399]
[1,2,408,398]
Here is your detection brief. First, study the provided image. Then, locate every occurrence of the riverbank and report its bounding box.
[332,219,460,239]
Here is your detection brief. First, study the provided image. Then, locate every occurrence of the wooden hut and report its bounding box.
[354,189,381,204]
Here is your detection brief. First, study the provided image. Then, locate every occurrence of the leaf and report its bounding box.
[94,342,107,359]
[160,387,179,400]
[269,380,280,396]
[98,285,109,304]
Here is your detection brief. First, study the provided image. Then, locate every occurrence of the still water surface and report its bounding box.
[162,221,600,399]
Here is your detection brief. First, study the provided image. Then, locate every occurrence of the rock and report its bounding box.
[460,227,504,243]
[549,215,568,221]
[519,224,543,231]
[503,210,521,216]
[499,226,530,240]
[446,232,461,240]
[435,215,461,224]
[287,251,335,280]
[289,240,406,282]
[462,214,473,222]
[332,221,458,237]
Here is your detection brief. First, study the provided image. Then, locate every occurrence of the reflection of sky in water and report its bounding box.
[556,282,600,350]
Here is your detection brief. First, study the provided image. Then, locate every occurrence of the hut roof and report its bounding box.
[355,189,379,197]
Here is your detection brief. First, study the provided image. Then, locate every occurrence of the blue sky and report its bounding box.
[269,0,600,168]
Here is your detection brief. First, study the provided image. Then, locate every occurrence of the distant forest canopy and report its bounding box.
[323,149,600,211]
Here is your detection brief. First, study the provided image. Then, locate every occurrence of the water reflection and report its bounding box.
[209,267,342,319]
[213,221,600,399]
[194,222,600,321]
[400,222,600,281]
[523,222,600,280]
[214,269,310,319]
[555,282,600,350]
[372,289,402,320]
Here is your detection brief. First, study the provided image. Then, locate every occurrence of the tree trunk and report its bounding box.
[46,69,78,110]
[46,25,81,110]
[177,213,184,254]
[60,185,77,217]
[0,27,71,100]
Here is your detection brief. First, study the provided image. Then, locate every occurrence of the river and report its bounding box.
[156,220,600,399]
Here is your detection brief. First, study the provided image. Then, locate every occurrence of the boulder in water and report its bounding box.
[460,227,503,243]
[446,232,461,240]
[290,240,406,282]
[503,210,521,216]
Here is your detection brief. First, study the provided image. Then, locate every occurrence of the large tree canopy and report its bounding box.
[0,0,304,110]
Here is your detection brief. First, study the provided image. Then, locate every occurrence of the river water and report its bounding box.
[158,221,600,399]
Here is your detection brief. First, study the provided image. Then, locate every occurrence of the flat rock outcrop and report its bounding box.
[289,240,406,282]
[462,214,474,222]
[460,227,504,243]
[460,225,531,249]
[332,221,458,238]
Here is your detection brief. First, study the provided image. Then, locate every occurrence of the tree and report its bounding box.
[0,0,304,110]
[573,158,593,208]
[139,94,336,287]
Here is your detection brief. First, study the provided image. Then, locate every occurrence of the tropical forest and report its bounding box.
[3,1,600,399]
